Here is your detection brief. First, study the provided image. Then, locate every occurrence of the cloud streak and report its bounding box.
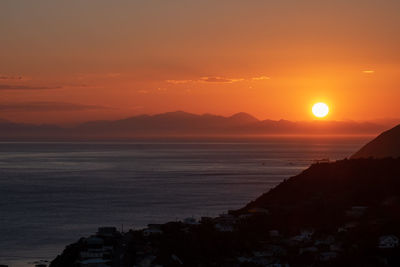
[0,102,111,112]
[0,75,23,80]
[252,76,271,81]
[166,75,270,85]
[0,84,62,90]
[199,77,245,83]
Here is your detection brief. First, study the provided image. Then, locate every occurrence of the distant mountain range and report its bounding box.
[0,111,393,140]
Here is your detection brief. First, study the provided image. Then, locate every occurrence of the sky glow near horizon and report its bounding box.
[0,0,399,124]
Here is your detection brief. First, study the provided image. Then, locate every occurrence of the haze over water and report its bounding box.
[0,137,370,266]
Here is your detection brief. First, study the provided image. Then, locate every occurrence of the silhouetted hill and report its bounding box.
[0,111,388,140]
[352,124,400,159]
[240,158,400,227]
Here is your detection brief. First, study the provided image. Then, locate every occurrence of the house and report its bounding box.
[314,236,335,246]
[200,216,213,224]
[253,250,274,257]
[266,264,290,267]
[344,221,359,229]
[248,208,270,215]
[269,230,280,237]
[215,223,234,232]
[346,206,367,218]
[143,224,163,236]
[237,256,271,266]
[292,230,314,242]
[171,254,183,265]
[263,245,286,256]
[97,227,118,237]
[299,246,318,254]
[329,244,342,252]
[214,214,236,232]
[319,252,338,261]
[85,236,104,252]
[134,255,156,267]
[238,213,252,220]
[183,217,199,225]
[378,235,399,248]
[80,251,103,259]
[143,228,163,236]
[79,258,110,267]
[215,214,237,224]
[80,235,114,263]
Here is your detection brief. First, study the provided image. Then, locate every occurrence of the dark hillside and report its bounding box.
[352,124,400,159]
[241,158,400,228]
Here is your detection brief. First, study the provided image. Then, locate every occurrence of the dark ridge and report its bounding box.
[241,158,400,221]
[352,124,400,159]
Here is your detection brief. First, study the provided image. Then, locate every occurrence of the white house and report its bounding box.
[79,258,110,267]
[378,235,399,249]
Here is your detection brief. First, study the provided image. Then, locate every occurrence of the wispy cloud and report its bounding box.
[0,84,62,90]
[166,75,270,85]
[199,77,245,83]
[252,76,271,81]
[166,79,192,84]
[0,75,23,80]
[0,102,111,112]
[363,70,375,74]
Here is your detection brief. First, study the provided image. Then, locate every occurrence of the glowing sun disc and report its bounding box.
[312,102,329,118]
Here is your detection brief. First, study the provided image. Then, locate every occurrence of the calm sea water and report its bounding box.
[0,137,370,266]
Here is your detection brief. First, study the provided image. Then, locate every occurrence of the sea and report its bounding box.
[0,136,372,266]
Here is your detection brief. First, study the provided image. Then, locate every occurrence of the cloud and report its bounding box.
[166,75,270,85]
[199,77,244,83]
[0,84,62,90]
[166,77,244,84]
[166,79,192,84]
[252,76,271,81]
[363,70,375,74]
[0,102,111,112]
[0,75,23,80]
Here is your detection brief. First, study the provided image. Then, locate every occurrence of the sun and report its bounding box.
[312,102,329,118]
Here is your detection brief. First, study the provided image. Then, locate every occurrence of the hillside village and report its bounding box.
[50,158,400,267]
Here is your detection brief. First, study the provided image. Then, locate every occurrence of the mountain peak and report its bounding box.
[229,112,259,123]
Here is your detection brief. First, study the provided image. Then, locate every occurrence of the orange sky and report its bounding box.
[0,1,399,124]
